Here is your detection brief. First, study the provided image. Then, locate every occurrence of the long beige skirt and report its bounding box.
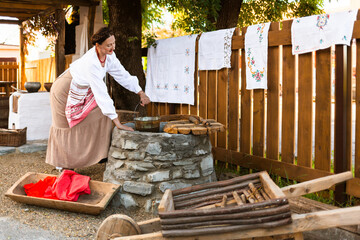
[45,70,113,169]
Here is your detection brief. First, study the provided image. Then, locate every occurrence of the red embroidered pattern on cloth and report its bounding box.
[65,81,98,128]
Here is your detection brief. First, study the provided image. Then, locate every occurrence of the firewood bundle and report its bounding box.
[158,171,292,237]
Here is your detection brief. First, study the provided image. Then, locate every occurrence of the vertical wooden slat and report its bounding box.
[356,39,360,178]
[190,35,200,115]
[240,27,252,154]
[253,91,265,157]
[297,52,313,167]
[266,22,280,160]
[55,8,66,77]
[199,70,208,119]
[180,104,189,114]
[208,70,217,146]
[217,68,228,148]
[281,20,296,164]
[315,49,331,171]
[20,25,26,90]
[228,28,240,151]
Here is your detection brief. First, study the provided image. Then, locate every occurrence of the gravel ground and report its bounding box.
[0,151,155,239]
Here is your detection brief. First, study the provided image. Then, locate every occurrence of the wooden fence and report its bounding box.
[146,15,360,200]
[0,61,18,93]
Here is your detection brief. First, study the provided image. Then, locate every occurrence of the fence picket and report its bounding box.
[217,68,228,148]
[281,20,296,164]
[208,70,217,147]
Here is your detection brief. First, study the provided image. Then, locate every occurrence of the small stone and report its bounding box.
[147,171,170,182]
[114,170,134,181]
[195,149,207,156]
[200,155,214,176]
[122,140,139,150]
[114,161,124,169]
[172,169,183,179]
[120,193,137,209]
[127,151,145,160]
[145,142,162,155]
[173,160,194,166]
[111,151,127,160]
[17,143,47,153]
[0,146,16,155]
[159,181,192,193]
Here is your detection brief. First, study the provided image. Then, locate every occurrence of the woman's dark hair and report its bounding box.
[90,27,114,45]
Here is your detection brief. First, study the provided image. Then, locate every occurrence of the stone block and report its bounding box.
[122,140,139,150]
[114,170,134,181]
[127,162,153,172]
[17,143,47,153]
[0,146,16,156]
[123,181,154,196]
[114,161,124,169]
[145,142,162,155]
[172,169,183,179]
[200,155,214,176]
[111,151,127,160]
[120,193,137,209]
[147,170,170,182]
[127,151,145,160]
[173,160,195,166]
[152,153,177,161]
[159,181,192,192]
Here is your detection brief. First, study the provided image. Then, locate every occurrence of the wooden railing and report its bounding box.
[146,13,360,200]
[0,61,18,94]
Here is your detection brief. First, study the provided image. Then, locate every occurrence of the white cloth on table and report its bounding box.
[68,46,142,121]
[291,10,358,55]
[245,23,271,90]
[198,28,236,70]
[145,34,198,105]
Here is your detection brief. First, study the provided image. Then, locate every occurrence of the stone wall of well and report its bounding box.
[103,128,216,213]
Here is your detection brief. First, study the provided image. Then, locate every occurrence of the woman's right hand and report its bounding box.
[113,117,134,131]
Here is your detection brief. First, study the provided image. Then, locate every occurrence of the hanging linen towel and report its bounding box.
[245,23,271,90]
[292,10,358,55]
[198,28,236,70]
[146,34,198,105]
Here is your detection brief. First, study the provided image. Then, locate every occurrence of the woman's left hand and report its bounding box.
[138,91,151,106]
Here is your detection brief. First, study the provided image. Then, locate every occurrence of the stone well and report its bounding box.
[103,127,216,214]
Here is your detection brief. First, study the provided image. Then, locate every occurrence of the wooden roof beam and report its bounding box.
[0,0,100,6]
[0,19,21,25]
[0,3,50,10]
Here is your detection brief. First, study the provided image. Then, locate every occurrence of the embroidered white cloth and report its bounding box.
[146,34,198,105]
[292,10,358,55]
[245,23,271,90]
[198,28,236,70]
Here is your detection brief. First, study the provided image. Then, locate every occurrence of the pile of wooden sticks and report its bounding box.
[158,172,292,237]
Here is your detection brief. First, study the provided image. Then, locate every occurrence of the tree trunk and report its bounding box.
[216,0,243,29]
[107,0,145,113]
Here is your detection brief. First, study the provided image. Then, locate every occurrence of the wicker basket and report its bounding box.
[0,127,27,147]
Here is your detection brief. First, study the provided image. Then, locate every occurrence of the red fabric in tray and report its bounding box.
[24,170,91,201]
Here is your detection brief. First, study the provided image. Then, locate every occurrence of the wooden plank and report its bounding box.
[281,171,353,198]
[0,65,19,69]
[259,171,286,198]
[240,27,252,154]
[55,8,65,77]
[158,189,174,213]
[213,147,334,183]
[228,28,240,151]
[297,52,313,167]
[217,68,228,148]
[19,25,26,90]
[180,104,189,115]
[315,49,331,171]
[356,39,360,178]
[253,89,265,157]
[115,206,360,240]
[208,70,217,146]
[346,177,360,198]
[198,70,208,119]
[281,20,296,164]
[266,22,280,160]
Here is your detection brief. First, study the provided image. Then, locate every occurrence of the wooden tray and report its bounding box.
[5,172,120,215]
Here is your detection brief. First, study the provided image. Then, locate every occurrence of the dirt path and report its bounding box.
[0,151,154,239]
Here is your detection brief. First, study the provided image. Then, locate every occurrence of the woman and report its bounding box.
[46,27,150,170]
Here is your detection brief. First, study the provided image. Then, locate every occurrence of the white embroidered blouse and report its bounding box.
[69,46,142,120]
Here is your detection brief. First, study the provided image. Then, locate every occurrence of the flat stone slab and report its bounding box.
[0,146,16,156]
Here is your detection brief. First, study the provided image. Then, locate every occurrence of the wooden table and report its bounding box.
[0,81,16,97]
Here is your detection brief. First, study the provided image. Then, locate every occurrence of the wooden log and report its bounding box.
[232,191,243,206]
[161,218,292,237]
[187,199,223,209]
[160,205,291,225]
[249,183,265,201]
[220,195,227,208]
[241,194,247,203]
[172,172,261,196]
[160,198,288,219]
[260,189,271,200]
[243,189,256,203]
[192,126,208,135]
[160,212,292,230]
[177,127,191,135]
